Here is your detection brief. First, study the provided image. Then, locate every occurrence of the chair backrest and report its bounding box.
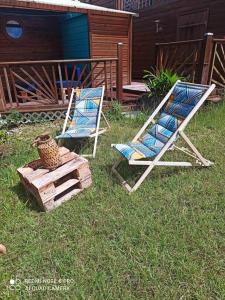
[163,82,209,120]
[144,82,213,144]
[69,87,104,130]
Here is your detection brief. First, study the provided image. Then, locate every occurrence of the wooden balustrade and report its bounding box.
[209,39,225,88]
[118,0,171,11]
[0,44,124,112]
[156,33,225,87]
[155,38,203,82]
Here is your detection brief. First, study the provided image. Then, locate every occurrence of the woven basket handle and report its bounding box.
[32,133,51,147]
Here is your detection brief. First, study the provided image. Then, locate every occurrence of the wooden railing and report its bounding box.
[155,38,203,82]
[0,43,124,112]
[118,0,172,11]
[156,33,225,87]
[209,39,225,89]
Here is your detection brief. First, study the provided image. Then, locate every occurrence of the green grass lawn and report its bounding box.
[0,103,225,299]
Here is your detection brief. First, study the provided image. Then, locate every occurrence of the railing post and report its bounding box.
[155,43,163,70]
[155,43,159,69]
[116,0,123,10]
[57,63,65,103]
[199,32,214,84]
[116,42,123,102]
[0,75,6,112]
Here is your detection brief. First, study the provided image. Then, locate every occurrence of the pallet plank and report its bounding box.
[60,152,78,165]
[75,164,92,179]
[26,169,50,183]
[79,176,92,189]
[59,147,70,156]
[54,189,83,209]
[32,157,87,189]
[39,183,56,204]
[17,167,34,177]
[55,179,79,197]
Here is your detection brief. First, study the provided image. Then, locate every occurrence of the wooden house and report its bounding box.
[0,0,135,113]
[87,0,225,89]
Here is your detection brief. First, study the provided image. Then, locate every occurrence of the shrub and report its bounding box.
[106,101,124,121]
[6,110,23,126]
[143,69,185,99]
[0,129,8,145]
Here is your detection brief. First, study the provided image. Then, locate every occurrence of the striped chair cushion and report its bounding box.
[113,83,207,161]
[70,87,103,130]
[57,87,103,139]
[164,83,206,119]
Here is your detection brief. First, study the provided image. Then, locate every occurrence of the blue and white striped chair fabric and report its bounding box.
[57,87,103,139]
[113,83,208,160]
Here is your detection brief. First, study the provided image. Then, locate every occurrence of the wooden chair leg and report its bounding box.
[130,164,155,192]
[180,131,213,166]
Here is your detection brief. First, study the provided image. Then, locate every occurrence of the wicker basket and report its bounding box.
[33,134,61,170]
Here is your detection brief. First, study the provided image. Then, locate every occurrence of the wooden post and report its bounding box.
[0,75,6,112]
[58,63,64,103]
[3,67,13,106]
[155,44,163,70]
[155,44,159,69]
[116,0,123,10]
[199,33,214,84]
[104,61,108,100]
[116,43,123,102]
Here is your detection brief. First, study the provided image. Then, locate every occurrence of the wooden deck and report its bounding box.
[0,53,147,113]
[123,81,149,94]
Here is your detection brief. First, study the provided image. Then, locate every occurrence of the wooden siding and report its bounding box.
[61,14,90,59]
[89,12,132,84]
[88,0,225,80]
[0,13,62,62]
[132,0,225,78]
[0,3,133,111]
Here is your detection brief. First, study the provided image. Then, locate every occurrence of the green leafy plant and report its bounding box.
[6,110,23,126]
[0,129,8,145]
[106,101,124,121]
[143,68,185,99]
[135,111,149,123]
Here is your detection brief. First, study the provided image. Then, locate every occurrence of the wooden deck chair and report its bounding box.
[57,86,110,158]
[111,81,215,193]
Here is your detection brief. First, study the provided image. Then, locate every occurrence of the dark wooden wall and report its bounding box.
[85,0,116,9]
[89,11,132,84]
[132,0,225,78]
[0,14,62,62]
[87,0,225,79]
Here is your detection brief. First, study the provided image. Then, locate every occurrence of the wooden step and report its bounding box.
[207,95,223,103]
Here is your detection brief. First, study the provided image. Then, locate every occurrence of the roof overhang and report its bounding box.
[0,0,138,16]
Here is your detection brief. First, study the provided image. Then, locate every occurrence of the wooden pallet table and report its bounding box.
[17,147,92,212]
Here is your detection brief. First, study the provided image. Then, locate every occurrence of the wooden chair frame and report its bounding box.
[111,81,216,193]
[59,86,110,158]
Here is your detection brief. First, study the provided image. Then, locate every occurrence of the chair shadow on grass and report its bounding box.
[12,182,42,212]
[107,157,204,190]
[105,160,148,188]
[58,138,93,156]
